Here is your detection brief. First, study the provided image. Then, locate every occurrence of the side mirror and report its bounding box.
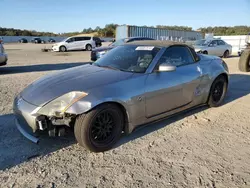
[158,63,176,72]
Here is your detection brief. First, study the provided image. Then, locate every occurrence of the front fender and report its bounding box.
[66,95,127,114]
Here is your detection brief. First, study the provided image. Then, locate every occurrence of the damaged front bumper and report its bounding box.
[13,95,72,143]
[13,95,41,143]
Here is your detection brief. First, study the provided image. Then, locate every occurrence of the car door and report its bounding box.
[207,40,219,56]
[65,37,77,50]
[83,37,92,49]
[145,46,201,118]
[217,40,227,56]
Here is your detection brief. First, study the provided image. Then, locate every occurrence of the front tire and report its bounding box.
[238,49,250,72]
[203,51,208,55]
[207,76,228,107]
[223,50,229,58]
[86,44,92,51]
[59,46,67,52]
[74,104,124,152]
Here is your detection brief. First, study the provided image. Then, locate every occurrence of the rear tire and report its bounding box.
[59,46,67,52]
[207,75,228,107]
[203,51,208,55]
[74,104,124,152]
[86,44,92,51]
[223,50,229,58]
[238,49,250,72]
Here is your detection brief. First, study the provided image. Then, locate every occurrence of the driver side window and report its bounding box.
[210,40,218,46]
[158,46,195,67]
[66,38,75,43]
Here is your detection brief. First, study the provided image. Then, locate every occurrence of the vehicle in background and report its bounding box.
[13,40,229,152]
[52,36,96,52]
[93,37,102,47]
[193,39,232,58]
[238,33,250,56]
[18,38,28,43]
[91,37,155,61]
[238,33,250,72]
[116,25,202,42]
[0,43,8,66]
[31,37,46,44]
[48,38,56,43]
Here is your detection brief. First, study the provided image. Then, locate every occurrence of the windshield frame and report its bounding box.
[93,44,163,74]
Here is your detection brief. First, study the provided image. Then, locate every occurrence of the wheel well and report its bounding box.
[207,73,228,103]
[218,73,228,84]
[94,102,129,133]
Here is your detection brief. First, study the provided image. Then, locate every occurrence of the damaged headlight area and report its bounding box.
[37,91,88,117]
[32,91,88,137]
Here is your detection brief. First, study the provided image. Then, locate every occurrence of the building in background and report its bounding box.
[116,25,202,42]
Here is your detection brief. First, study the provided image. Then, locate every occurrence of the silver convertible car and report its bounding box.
[13,41,229,152]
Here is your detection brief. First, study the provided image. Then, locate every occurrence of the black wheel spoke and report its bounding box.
[212,81,224,102]
[90,110,116,143]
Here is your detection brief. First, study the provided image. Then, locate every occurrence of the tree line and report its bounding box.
[1,25,250,37]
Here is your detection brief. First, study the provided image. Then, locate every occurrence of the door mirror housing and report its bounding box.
[158,63,176,72]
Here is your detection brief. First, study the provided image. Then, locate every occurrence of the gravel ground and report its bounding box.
[0,44,250,188]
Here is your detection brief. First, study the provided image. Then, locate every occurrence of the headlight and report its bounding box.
[37,91,88,116]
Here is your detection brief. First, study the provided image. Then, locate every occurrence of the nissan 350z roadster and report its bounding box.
[13,41,229,152]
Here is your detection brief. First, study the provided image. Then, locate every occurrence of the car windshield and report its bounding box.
[194,39,210,46]
[110,38,126,46]
[93,45,161,73]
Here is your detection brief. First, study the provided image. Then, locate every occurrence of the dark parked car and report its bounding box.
[91,37,155,61]
[48,38,56,43]
[31,37,45,44]
[18,38,28,43]
[93,37,102,47]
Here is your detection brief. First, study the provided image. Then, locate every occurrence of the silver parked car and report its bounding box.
[13,41,229,152]
[194,39,232,58]
[0,43,8,66]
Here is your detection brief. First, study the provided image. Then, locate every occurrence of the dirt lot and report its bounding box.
[0,43,250,188]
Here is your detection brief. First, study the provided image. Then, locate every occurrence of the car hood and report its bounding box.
[193,45,208,51]
[93,46,114,52]
[21,64,133,106]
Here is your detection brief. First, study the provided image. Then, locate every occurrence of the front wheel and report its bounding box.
[86,44,92,51]
[207,76,228,107]
[74,104,124,152]
[203,51,208,55]
[223,50,229,58]
[59,46,67,52]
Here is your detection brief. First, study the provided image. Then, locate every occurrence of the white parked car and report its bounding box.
[52,36,96,52]
[0,43,7,66]
[194,39,232,58]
